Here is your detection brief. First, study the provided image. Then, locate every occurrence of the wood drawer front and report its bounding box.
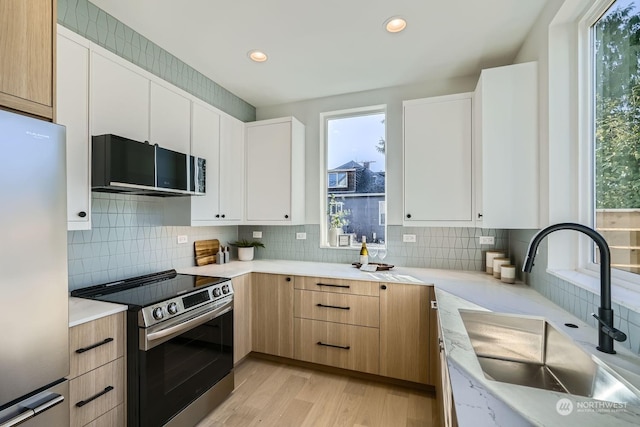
[295,276,380,296]
[294,289,379,327]
[70,358,124,427]
[70,313,124,378]
[85,404,124,427]
[294,318,379,374]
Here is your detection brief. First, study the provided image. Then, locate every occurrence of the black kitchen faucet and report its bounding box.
[523,222,627,354]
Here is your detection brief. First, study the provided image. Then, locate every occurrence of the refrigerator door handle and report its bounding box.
[0,393,64,427]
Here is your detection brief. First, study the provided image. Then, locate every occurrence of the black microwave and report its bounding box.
[92,134,205,196]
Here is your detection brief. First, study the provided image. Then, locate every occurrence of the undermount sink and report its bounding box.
[459,309,640,405]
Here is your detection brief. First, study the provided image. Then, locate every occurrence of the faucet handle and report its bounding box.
[592,313,628,342]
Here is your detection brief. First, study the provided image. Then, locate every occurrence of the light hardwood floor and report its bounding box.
[197,357,439,427]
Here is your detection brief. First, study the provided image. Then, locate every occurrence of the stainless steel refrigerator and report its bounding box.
[0,109,69,426]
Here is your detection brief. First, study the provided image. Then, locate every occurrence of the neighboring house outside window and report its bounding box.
[327,161,385,243]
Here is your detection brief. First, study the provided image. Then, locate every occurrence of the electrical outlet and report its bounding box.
[296,232,307,240]
[403,234,417,243]
[252,231,263,238]
[479,236,495,245]
[177,235,188,244]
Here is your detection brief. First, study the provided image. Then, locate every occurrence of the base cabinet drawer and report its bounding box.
[70,358,124,427]
[69,313,124,378]
[295,276,380,296]
[294,318,379,374]
[294,289,379,327]
[84,404,124,427]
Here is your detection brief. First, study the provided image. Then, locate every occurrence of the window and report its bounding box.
[321,105,386,247]
[591,0,640,277]
[328,172,348,188]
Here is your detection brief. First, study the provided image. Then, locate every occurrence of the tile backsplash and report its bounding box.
[238,225,508,270]
[67,193,237,291]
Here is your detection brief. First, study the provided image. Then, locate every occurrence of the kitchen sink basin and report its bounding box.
[459,309,640,405]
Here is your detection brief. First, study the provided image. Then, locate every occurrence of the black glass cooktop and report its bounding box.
[71,269,229,308]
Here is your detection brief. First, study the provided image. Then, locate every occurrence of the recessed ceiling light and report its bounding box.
[384,17,407,33]
[248,50,268,62]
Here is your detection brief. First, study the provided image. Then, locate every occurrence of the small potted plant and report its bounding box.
[229,239,265,261]
[328,194,350,247]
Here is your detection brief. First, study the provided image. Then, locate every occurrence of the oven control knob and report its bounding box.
[222,284,230,294]
[213,288,222,297]
[152,307,164,320]
[167,302,178,315]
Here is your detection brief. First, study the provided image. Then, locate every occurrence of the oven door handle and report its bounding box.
[144,301,232,350]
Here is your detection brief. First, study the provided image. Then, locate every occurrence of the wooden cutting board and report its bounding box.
[194,239,220,266]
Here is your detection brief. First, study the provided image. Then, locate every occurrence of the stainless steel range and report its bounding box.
[71,270,234,427]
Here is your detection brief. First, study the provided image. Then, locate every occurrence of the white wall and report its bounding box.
[512,0,594,269]
[256,76,478,225]
[514,0,566,228]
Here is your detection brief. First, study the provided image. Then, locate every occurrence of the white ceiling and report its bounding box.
[90,0,549,108]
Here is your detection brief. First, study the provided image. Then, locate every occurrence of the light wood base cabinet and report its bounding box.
[380,283,433,385]
[69,358,124,427]
[295,276,379,296]
[294,318,379,374]
[233,274,252,364]
[251,273,294,358]
[85,404,124,427]
[294,289,379,327]
[68,312,125,427]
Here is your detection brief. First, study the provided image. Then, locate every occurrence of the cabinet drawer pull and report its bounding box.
[317,341,350,350]
[75,337,114,354]
[316,303,350,310]
[316,283,350,289]
[75,386,114,408]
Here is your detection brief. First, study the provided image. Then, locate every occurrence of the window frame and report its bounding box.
[328,171,348,189]
[579,0,640,289]
[319,104,387,249]
[379,200,386,227]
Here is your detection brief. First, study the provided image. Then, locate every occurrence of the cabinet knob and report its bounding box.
[380,284,387,290]
[78,211,87,218]
[215,214,220,218]
[477,213,483,218]
[285,277,291,282]
[406,214,411,219]
[284,214,289,219]
[221,214,226,218]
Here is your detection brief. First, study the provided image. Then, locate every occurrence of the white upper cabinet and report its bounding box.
[475,61,538,229]
[403,93,474,226]
[219,114,245,222]
[164,102,245,226]
[245,117,305,224]
[189,102,221,223]
[57,27,91,230]
[90,51,149,143]
[149,82,191,153]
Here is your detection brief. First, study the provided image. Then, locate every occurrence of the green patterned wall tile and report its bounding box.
[58,0,255,122]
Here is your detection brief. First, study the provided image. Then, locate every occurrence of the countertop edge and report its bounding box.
[69,297,128,327]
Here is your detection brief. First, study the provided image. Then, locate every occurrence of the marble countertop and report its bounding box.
[69,297,127,327]
[179,259,640,425]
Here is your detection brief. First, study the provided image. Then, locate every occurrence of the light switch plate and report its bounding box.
[177,235,188,244]
[296,232,307,240]
[253,231,263,238]
[403,234,417,243]
[479,236,495,245]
